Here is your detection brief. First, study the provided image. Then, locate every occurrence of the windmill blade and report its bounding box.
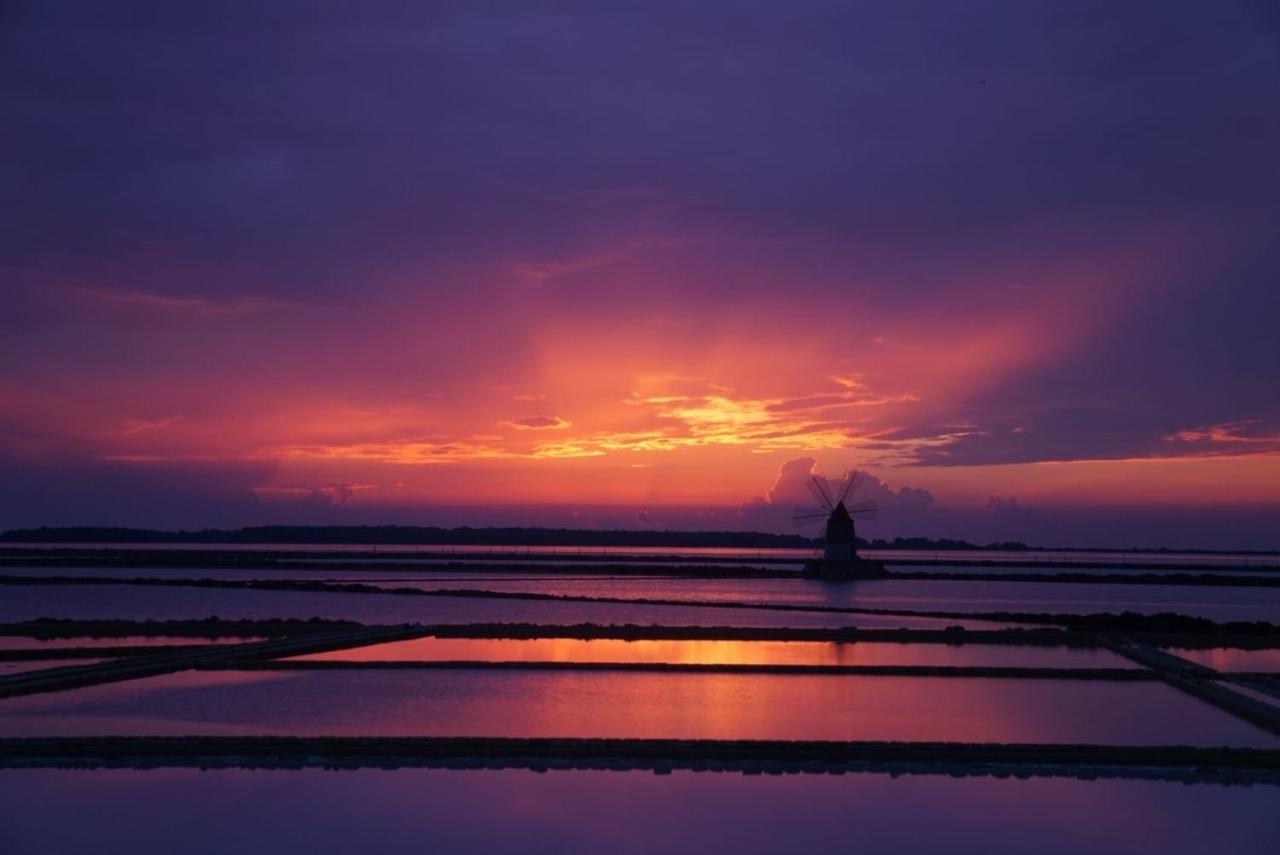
[807,476,835,511]
[792,508,829,528]
[834,474,855,505]
[792,511,827,528]
[847,497,879,521]
[836,470,865,505]
[792,507,829,519]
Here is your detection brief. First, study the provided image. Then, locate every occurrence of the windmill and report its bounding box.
[792,470,884,578]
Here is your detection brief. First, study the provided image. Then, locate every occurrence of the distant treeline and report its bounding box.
[0,525,815,548]
[0,526,1274,554]
[0,525,998,550]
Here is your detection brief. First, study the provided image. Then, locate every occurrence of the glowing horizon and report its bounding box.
[3,4,1278,549]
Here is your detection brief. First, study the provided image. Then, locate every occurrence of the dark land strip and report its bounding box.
[0,619,1097,647]
[1,737,1277,783]
[421,621,1280,648]
[3,616,1277,649]
[1104,643,1280,736]
[4,547,1278,574]
[0,624,428,700]
[0,617,360,639]
[1228,675,1280,702]
[0,644,252,661]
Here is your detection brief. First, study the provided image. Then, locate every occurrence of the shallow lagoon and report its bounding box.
[0,584,1011,630]
[0,767,1277,855]
[0,636,264,651]
[0,658,106,676]
[1165,648,1280,672]
[1,669,1272,746]
[9,560,1278,579]
[354,575,1280,621]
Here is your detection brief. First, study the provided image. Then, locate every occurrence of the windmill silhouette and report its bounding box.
[792,470,886,579]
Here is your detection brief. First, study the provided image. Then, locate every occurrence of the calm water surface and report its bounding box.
[0,669,1271,746]
[6,569,1276,622]
[1165,648,1280,671]
[0,636,264,651]
[10,560,1278,578]
[295,636,1131,668]
[0,658,105,676]
[0,584,1010,629]
[353,576,1280,621]
[0,768,1277,855]
[9,542,1274,565]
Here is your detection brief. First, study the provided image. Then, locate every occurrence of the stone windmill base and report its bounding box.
[802,547,889,580]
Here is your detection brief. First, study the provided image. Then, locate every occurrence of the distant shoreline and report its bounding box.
[0,525,1275,555]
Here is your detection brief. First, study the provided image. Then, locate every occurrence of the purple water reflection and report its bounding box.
[0,768,1275,855]
[0,670,1271,746]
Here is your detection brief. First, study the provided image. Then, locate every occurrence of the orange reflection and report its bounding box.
[0,671,1267,746]
[291,637,1129,668]
[1164,647,1280,672]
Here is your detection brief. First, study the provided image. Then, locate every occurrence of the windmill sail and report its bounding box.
[806,477,835,511]
[792,469,879,555]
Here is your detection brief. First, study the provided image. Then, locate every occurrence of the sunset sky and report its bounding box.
[4,2,1279,548]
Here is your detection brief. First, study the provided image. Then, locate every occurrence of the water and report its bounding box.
[0,636,265,651]
[1,669,1271,746]
[1228,682,1280,710]
[11,558,1277,578]
[1,565,435,581]
[344,575,1280,621]
[1,768,1275,855]
[0,659,105,676]
[294,636,1133,668]
[814,578,1280,622]
[4,551,1278,853]
[8,573,1276,626]
[890,562,1280,577]
[0,584,1013,630]
[1165,648,1280,672]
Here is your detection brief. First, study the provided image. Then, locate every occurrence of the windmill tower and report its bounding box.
[793,470,886,579]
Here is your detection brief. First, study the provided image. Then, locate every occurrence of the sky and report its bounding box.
[3,2,1279,548]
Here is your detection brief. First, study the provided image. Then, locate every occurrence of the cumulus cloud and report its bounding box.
[255,481,374,506]
[764,457,824,505]
[740,456,935,535]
